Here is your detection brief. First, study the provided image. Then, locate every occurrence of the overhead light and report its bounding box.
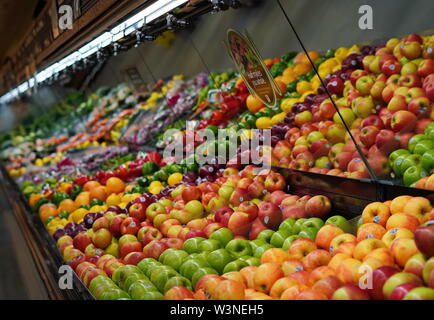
[0,0,189,104]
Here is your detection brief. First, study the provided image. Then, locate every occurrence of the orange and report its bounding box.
[293,63,312,76]
[74,191,91,207]
[89,186,107,201]
[58,182,72,193]
[282,66,294,78]
[29,193,43,208]
[83,180,101,192]
[58,199,77,213]
[294,51,321,65]
[105,177,125,194]
[281,73,296,85]
[274,79,288,98]
[246,94,265,114]
[39,203,58,222]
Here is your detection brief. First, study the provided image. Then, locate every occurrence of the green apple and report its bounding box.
[395,154,422,177]
[223,259,248,273]
[137,259,163,278]
[250,239,267,251]
[89,275,115,295]
[253,244,273,259]
[270,230,288,248]
[238,256,260,266]
[112,265,141,285]
[421,149,434,171]
[150,268,179,292]
[256,230,275,244]
[129,282,162,300]
[293,218,306,234]
[191,267,219,288]
[278,218,297,235]
[225,239,253,258]
[403,165,429,187]
[298,227,318,240]
[209,227,234,247]
[123,273,153,293]
[425,122,434,133]
[414,140,434,155]
[159,249,189,271]
[389,149,410,164]
[198,239,222,252]
[208,249,234,274]
[163,276,192,293]
[218,185,235,200]
[282,235,301,251]
[97,288,130,300]
[182,237,207,254]
[408,134,430,153]
[325,215,351,233]
[184,200,204,218]
[301,218,324,230]
[179,259,209,280]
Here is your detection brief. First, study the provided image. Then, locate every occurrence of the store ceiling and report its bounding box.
[0,0,39,66]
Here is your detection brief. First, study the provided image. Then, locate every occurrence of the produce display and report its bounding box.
[1,30,434,300]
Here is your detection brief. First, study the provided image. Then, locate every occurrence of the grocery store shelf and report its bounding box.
[0,165,94,300]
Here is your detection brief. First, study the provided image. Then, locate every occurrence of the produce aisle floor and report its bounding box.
[0,182,48,299]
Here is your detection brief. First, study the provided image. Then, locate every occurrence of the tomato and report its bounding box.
[74,175,89,186]
[144,152,162,165]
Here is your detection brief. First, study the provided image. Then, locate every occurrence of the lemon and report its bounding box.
[255,117,273,129]
[106,193,121,206]
[149,181,164,195]
[168,173,183,186]
[271,112,286,124]
[281,98,298,113]
[296,81,312,95]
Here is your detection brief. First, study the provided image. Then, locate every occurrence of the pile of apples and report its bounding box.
[162,195,434,300]
[271,33,434,185]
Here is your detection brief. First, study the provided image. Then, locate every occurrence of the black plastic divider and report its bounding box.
[274,167,433,220]
[0,164,94,300]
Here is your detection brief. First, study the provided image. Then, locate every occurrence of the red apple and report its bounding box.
[258,201,283,229]
[142,240,168,260]
[390,110,417,133]
[375,129,400,155]
[414,221,434,258]
[129,203,147,221]
[120,217,141,236]
[369,266,400,300]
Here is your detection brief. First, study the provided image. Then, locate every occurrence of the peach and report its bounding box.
[281,259,305,276]
[315,225,344,250]
[302,249,332,271]
[245,291,273,300]
[381,227,414,247]
[280,283,309,300]
[308,266,336,284]
[361,202,390,227]
[296,288,329,300]
[403,197,432,223]
[360,257,385,272]
[391,238,420,267]
[386,213,420,232]
[329,233,356,252]
[288,238,317,260]
[333,242,356,256]
[328,253,351,270]
[253,262,284,294]
[353,238,386,261]
[404,253,426,278]
[269,277,299,299]
[287,270,313,287]
[363,248,394,267]
[214,279,245,300]
[260,248,290,264]
[240,266,258,290]
[336,258,363,284]
[390,195,412,214]
[357,223,387,241]
[312,275,343,298]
